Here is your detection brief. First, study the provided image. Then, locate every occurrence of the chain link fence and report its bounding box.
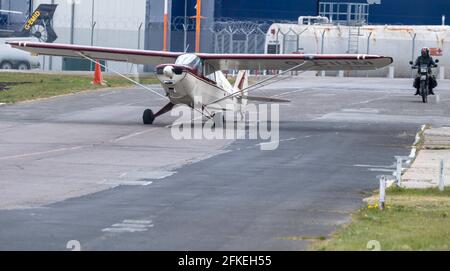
[209,20,270,54]
[171,18,285,54]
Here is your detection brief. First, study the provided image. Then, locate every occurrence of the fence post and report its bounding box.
[395,156,410,186]
[439,66,445,80]
[366,32,372,54]
[388,66,395,79]
[379,175,386,210]
[411,33,417,78]
[321,30,326,54]
[138,22,143,49]
[396,157,402,185]
[439,160,445,192]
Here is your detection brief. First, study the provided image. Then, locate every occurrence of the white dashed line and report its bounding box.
[112,128,159,142]
[105,180,153,186]
[102,171,176,186]
[0,146,87,161]
[271,89,308,98]
[368,168,396,173]
[102,219,154,233]
[252,136,312,148]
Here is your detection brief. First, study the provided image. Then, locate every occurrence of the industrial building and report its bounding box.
[1,0,449,73]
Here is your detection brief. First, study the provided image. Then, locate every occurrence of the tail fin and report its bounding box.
[233,71,248,94]
[233,71,249,106]
[20,4,58,43]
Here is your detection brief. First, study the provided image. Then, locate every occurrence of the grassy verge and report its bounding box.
[0,72,159,103]
[313,187,450,251]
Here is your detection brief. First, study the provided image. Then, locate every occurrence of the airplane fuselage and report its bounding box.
[156,61,241,114]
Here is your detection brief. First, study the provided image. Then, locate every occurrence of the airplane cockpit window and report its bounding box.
[204,63,216,83]
[175,54,203,73]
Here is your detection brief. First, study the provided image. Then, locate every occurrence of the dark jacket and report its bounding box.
[414,55,436,68]
[413,55,438,89]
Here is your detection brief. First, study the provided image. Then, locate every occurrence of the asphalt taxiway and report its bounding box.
[1,77,449,250]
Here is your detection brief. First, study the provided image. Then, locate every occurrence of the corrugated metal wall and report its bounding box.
[34,0,146,72]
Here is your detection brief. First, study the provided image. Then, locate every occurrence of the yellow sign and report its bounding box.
[24,11,41,30]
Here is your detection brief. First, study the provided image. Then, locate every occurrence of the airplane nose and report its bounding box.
[163,65,174,79]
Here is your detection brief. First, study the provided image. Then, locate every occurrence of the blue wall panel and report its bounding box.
[210,0,450,25]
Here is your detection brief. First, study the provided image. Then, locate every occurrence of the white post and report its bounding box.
[379,176,386,210]
[439,160,445,192]
[338,70,344,78]
[439,66,445,80]
[396,157,402,186]
[388,66,395,79]
[443,15,446,26]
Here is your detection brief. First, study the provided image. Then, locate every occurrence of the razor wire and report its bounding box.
[209,20,271,54]
[171,18,277,54]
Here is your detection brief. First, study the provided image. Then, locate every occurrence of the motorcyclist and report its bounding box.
[413,47,437,95]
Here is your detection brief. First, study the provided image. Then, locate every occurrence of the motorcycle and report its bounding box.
[409,59,439,103]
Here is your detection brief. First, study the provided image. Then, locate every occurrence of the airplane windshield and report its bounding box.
[175,54,203,71]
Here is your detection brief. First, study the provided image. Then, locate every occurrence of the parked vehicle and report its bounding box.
[0,38,40,70]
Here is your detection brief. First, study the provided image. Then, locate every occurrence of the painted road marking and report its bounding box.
[103,171,176,186]
[112,128,159,142]
[0,145,88,161]
[368,168,395,173]
[104,180,153,186]
[102,219,154,233]
[354,164,396,174]
[272,89,308,98]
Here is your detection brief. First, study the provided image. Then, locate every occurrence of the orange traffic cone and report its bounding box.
[92,60,104,85]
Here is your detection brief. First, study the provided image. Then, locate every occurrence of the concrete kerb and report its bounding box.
[401,125,450,189]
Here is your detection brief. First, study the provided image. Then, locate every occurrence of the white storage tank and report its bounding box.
[265,23,450,78]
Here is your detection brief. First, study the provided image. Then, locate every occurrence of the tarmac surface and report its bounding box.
[1,76,450,250]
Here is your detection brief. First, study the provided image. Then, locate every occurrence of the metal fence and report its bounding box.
[171,17,295,55]
[209,20,271,54]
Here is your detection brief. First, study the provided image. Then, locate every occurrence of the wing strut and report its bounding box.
[77,52,169,100]
[207,62,309,106]
[77,52,213,122]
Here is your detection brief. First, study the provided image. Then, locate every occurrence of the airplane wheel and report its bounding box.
[143,109,155,124]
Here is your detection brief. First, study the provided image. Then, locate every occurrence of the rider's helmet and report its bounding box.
[421,47,430,57]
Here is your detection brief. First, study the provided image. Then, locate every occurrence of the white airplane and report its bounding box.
[7,41,392,124]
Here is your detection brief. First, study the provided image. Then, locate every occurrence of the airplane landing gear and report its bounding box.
[142,102,175,125]
[143,109,155,124]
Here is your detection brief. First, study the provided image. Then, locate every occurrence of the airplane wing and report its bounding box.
[8,42,392,71]
[7,42,181,65]
[198,53,393,71]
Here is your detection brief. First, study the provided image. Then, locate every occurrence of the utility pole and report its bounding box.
[90,0,95,46]
[163,0,168,51]
[49,0,55,71]
[183,0,188,51]
[70,1,75,44]
[317,0,321,16]
[90,0,96,71]
[195,0,202,52]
